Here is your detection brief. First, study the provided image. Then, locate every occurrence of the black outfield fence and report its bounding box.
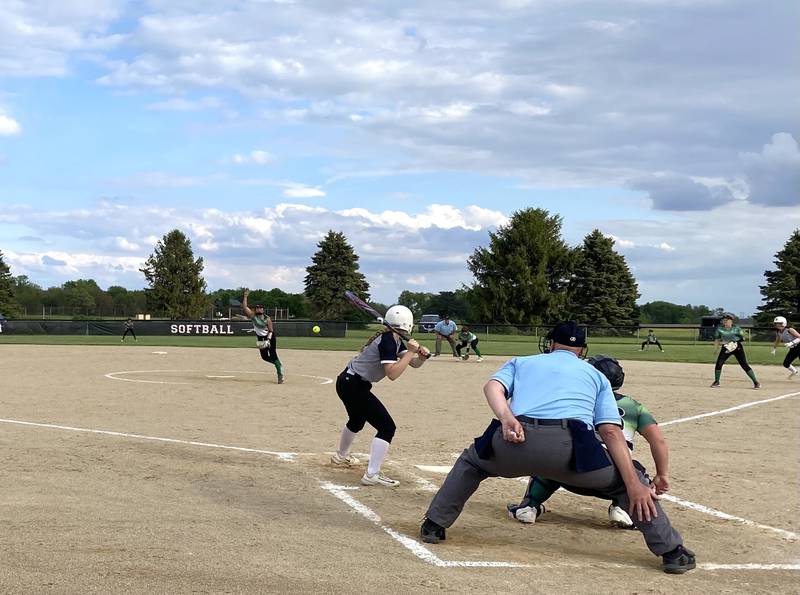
[0,319,346,338]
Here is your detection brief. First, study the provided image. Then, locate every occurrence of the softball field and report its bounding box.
[1,345,797,594]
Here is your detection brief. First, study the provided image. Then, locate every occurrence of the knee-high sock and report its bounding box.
[367,438,391,476]
[337,427,357,456]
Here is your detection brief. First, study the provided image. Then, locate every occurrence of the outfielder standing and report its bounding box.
[242,289,284,384]
[330,305,430,487]
[772,316,800,379]
[711,314,760,389]
[121,318,137,342]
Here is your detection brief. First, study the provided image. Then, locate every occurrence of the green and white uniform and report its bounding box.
[456,329,481,358]
[252,314,283,381]
[713,324,758,386]
[519,393,656,508]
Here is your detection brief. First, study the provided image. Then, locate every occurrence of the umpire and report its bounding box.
[420,321,696,574]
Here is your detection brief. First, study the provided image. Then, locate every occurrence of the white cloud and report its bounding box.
[0,114,22,135]
[282,184,325,198]
[227,149,274,166]
[741,132,800,206]
[145,96,223,111]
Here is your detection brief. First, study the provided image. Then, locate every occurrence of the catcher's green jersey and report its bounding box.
[714,325,744,343]
[615,393,657,448]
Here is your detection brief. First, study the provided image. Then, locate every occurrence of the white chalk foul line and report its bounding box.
[700,563,800,571]
[415,465,798,542]
[660,494,798,541]
[661,390,800,427]
[0,418,299,461]
[319,482,529,568]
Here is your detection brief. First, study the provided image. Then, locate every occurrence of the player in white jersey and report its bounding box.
[330,305,430,486]
[772,316,800,379]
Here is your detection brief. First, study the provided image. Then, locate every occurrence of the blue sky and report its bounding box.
[1,0,798,315]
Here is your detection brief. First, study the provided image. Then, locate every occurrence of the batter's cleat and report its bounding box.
[277,374,285,384]
[662,545,696,574]
[420,518,446,544]
[608,504,635,529]
[476,357,483,362]
[361,472,399,487]
[753,382,761,390]
[330,452,360,467]
[789,370,799,380]
[710,382,720,388]
[507,503,545,524]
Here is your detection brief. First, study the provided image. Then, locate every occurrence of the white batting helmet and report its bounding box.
[773,316,788,326]
[384,305,414,333]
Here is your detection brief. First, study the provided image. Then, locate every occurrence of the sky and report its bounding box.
[0,0,798,316]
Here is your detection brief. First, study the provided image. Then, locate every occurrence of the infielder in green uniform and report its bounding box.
[508,355,670,529]
[711,314,759,389]
[455,324,483,362]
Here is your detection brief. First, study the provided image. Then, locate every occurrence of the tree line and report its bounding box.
[1,211,798,325]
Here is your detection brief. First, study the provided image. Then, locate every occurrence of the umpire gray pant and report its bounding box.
[425,420,683,556]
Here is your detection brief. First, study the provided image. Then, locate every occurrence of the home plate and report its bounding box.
[207,375,236,379]
[416,465,453,474]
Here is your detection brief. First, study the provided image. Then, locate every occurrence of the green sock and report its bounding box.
[274,359,283,375]
[714,369,721,383]
[474,345,482,356]
[746,369,758,384]
[526,477,559,507]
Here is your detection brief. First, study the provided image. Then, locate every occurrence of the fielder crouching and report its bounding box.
[420,321,696,574]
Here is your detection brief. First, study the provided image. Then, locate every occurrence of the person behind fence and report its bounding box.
[507,354,670,531]
[455,324,483,362]
[121,318,137,342]
[433,314,458,357]
[242,288,284,384]
[330,305,430,487]
[772,316,800,379]
[641,329,664,352]
[711,314,759,389]
[419,321,696,574]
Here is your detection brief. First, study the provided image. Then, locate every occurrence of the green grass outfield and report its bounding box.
[0,330,786,365]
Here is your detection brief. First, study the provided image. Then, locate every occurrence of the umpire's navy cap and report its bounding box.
[548,321,587,347]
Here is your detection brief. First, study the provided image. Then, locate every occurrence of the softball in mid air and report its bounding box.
[312,325,321,334]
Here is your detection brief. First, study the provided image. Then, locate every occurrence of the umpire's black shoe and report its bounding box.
[420,518,446,544]
[662,545,696,574]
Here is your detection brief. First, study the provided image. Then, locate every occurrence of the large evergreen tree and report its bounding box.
[467,208,573,324]
[757,229,800,323]
[0,250,22,317]
[140,230,208,319]
[566,230,640,325]
[304,231,369,319]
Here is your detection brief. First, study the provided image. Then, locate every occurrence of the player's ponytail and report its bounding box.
[361,329,392,352]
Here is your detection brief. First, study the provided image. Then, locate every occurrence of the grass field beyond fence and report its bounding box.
[0,324,786,366]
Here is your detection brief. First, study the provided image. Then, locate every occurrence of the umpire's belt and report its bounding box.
[517,416,569,428]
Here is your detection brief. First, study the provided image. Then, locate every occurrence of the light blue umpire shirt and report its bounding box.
[491,350,621,429]
[434,319,457,336]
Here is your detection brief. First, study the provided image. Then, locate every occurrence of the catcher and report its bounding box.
[711,314,759,389]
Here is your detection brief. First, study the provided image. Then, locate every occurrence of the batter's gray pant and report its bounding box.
[425,420,683,556]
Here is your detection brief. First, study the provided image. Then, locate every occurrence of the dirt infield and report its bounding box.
[1,344,798,594]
